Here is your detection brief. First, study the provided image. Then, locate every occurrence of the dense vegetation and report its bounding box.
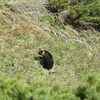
[0,73,100,100]
[0,0,100,100]
[48,0,100,30]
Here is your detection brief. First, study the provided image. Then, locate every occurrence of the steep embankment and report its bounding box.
[0,0,100,86]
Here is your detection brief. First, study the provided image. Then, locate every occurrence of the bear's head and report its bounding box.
[38,48,44,55]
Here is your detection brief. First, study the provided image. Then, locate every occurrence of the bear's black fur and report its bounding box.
[38,49,54,70]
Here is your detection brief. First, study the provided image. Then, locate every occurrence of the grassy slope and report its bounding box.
[0,0,100,86]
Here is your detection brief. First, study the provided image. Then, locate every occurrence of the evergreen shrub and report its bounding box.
[48,0,100,30]
[0,73,100,100]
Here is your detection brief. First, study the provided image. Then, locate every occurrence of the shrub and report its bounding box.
[8,80,32,100]
[47,0,100,30]
[73,73,100,100]
[48,0,69,12]
[0,73,100,100]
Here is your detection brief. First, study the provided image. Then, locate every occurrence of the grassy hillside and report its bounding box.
[0,0,100,88]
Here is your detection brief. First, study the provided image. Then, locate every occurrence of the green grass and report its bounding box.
[0,28,99,86]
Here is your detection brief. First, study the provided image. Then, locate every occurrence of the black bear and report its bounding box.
[38,49,54,70]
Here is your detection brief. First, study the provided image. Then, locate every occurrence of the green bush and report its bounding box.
[73,73,100,100]
[0,73,100,100]
[68,1,100,24]
[48,0,69,12]
[48,0,100,30]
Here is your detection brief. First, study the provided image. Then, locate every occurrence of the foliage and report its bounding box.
[48,0,100,30]
[68,1,100,24]
[0,73,100,100]
[48,0,69,12]
[74,73,100,100]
